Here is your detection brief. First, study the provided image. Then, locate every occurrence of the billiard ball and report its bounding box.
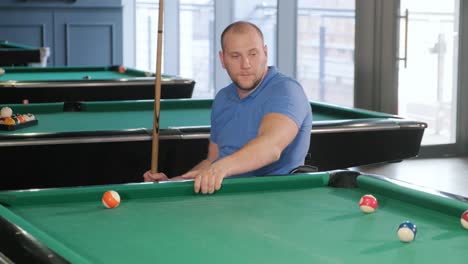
[2,117,15,125]
[22,113,35,121]
[117,66,126,74]
[461,210,468,229]
[102,190,121,209]
[359,194,378,213]
[397,221,417,242]
[14,115,25,124]
[1,107,12,118]
[0,68,5,75]
[83,75,91,80]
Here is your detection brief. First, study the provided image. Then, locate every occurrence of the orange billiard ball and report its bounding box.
[102,190,121,209]
[117,66,126,74]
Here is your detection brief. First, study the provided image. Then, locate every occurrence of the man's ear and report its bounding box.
[263,45,268,57]
[219,51,226,69]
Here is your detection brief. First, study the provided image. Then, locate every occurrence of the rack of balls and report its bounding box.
[0,106,37,129]
[359,194,468,243]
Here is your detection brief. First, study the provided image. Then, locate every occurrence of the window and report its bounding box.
[297,0,355,106]
[398,0,459,145]
[180,0,214,98]
[135,0,162,73]
[135,0,214,98]
[135,0,354,104]
[135,0,277,99]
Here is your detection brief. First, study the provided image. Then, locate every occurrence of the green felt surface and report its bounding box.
[0,173,466,264]
[0,99,395,136]
[311,101,393,120]
[0,100,210,135]
[0,41,38,50]
[0,66,151,81]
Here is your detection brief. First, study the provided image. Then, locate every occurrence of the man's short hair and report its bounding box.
[221,21,264,50]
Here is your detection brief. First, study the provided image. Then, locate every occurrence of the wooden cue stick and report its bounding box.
[151,0,165,174]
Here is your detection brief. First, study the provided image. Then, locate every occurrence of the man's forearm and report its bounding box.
[190,159,213,172]
[213,135,281,177]
[212,113,299,177]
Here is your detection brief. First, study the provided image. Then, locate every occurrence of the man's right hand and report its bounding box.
[143,170,169,182]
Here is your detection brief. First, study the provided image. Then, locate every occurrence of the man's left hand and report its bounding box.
[194,163,228,194]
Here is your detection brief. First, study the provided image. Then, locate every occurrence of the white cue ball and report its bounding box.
[1,107,13,118]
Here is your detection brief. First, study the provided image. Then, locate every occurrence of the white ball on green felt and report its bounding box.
[1,107,12,118]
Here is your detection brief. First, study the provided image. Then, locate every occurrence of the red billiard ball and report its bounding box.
[117,66,126,74]
[359,194,378,213]
[461,210,468,229]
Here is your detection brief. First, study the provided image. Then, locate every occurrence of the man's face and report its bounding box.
[219,29,268,94]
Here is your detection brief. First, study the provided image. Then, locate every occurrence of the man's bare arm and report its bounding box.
[194,113,299,193]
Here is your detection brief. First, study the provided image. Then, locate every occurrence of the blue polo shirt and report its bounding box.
[210,66,312,177]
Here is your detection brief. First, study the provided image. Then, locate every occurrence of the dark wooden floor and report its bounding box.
[352,157,468,197]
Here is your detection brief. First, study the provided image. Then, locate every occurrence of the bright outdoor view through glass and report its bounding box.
[398,0,459,146]
[297,0,355,107]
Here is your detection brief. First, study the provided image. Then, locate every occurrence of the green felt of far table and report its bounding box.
[0,41,39,51]
[0,100,210,135]
[0,66,154,81]
[0,99,390,135]
[0,40,47,67]
[0,171,466,264]
[0,66,195,103]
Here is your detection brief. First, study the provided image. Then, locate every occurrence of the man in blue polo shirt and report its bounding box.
[144,21,312,194]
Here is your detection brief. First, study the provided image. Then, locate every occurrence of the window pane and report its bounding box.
[136,0,214,98]
[297,1,355,107]
[135,0,163,73]
[180,0,214,98]
[398,1,459,145]
[233,0,278,66]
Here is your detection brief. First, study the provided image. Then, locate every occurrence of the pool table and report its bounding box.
[0,40,49,67]
[0,66,195,103]
[0,99,426,191]
[0,170,466,263]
